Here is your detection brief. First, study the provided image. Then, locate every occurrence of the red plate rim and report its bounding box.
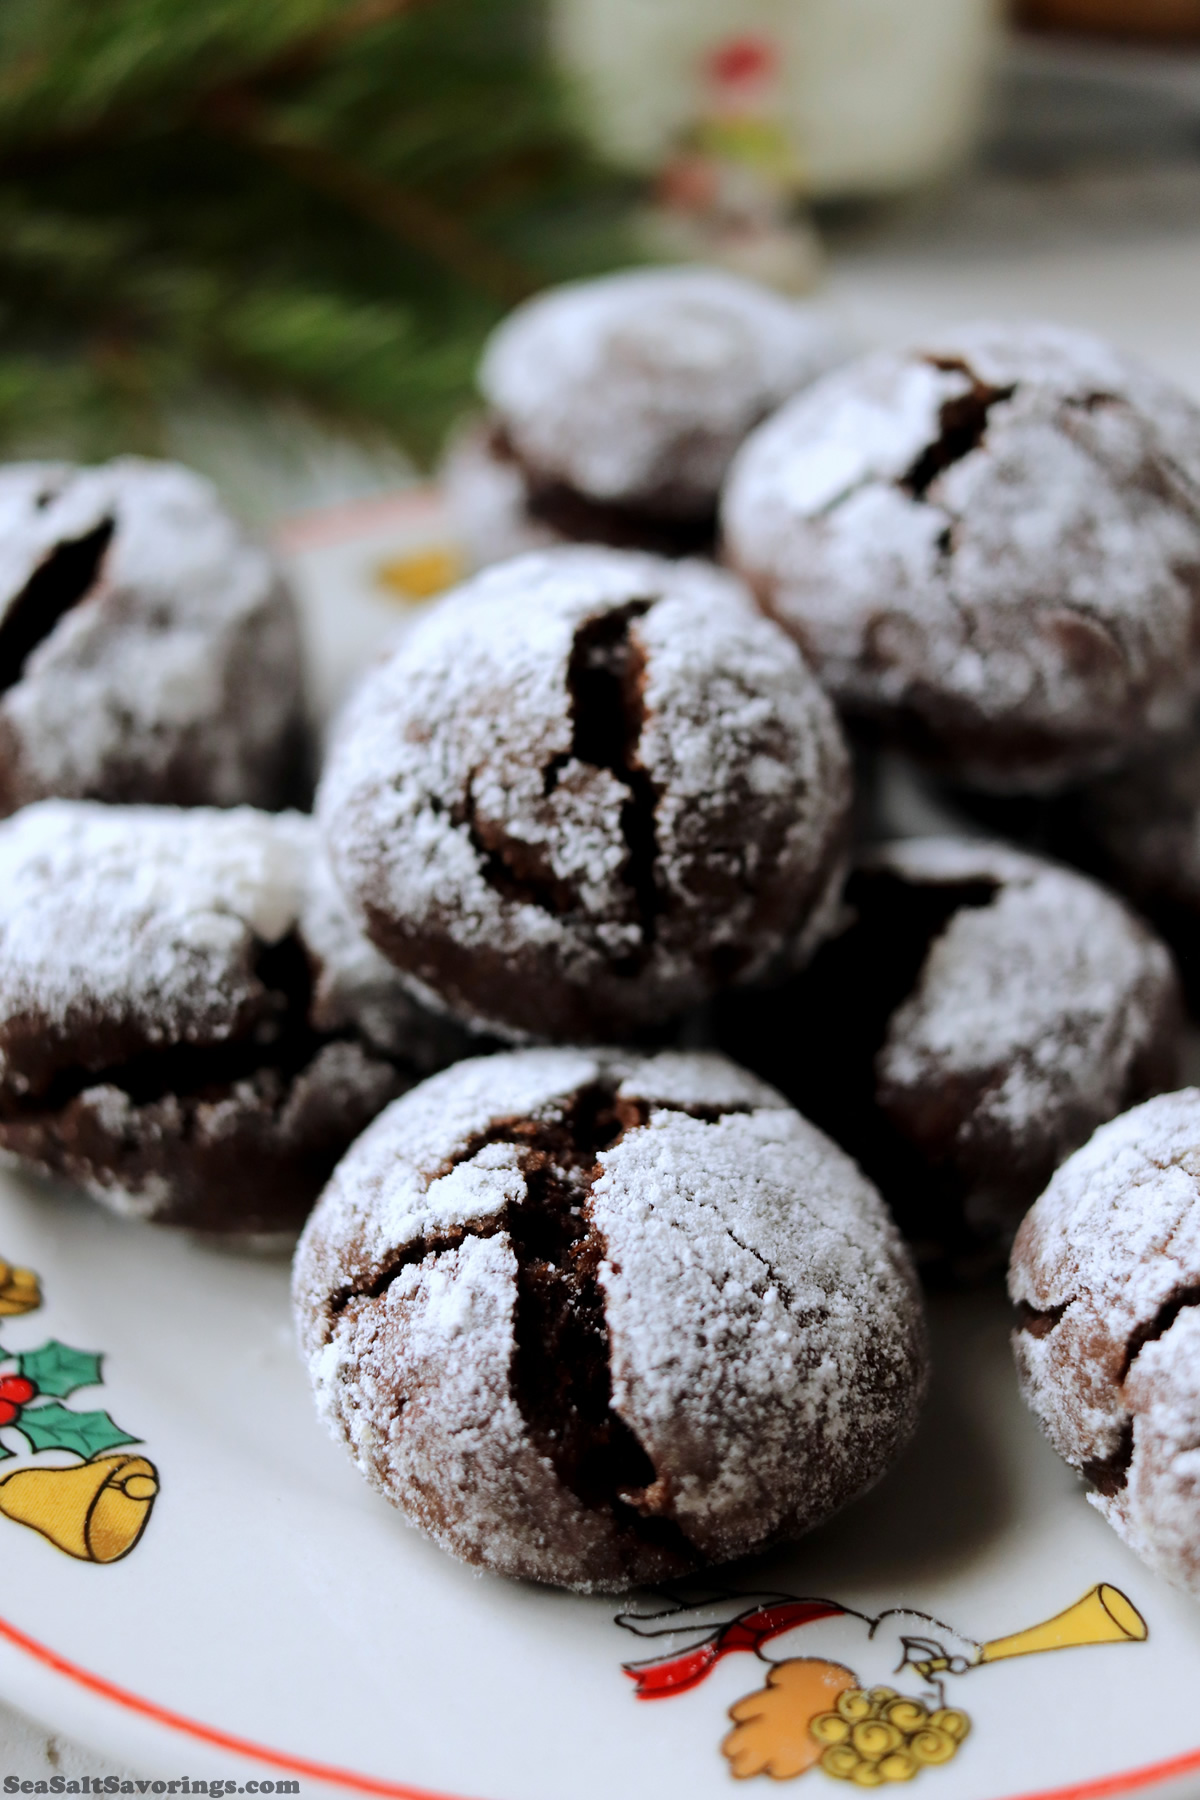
[1,1610,1199,1800]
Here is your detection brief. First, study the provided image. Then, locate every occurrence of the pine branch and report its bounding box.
[202,85,536,304]
[0,0,638,465]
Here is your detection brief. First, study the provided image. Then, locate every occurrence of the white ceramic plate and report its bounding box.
[2,486,1200,1800]
[0,1165,1199,1800]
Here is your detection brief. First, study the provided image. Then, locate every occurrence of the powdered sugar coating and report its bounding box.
[713,832,1181,1276]
[0,802,470,1228]
[1010,1089,1200,1598]
[0,457,305,812]
[0,801,306,1088]
[721,321,1200,792]
[874,838,1181,1190]
[481,266,844,516]
[294,1047,927,1593]
[318,545,850,1041]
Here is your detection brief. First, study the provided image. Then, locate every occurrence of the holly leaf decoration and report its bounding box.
[0,1438,13,1462]
[15,1404,138,1458]
[17,1340,103,1399]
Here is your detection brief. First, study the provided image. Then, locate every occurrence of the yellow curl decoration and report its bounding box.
[809,1688,971,1784]
[836,1691,874,1724]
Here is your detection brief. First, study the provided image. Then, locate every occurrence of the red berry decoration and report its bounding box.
[0,1373,36,1424]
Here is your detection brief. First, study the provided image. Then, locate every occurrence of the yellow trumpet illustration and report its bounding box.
[0,1453,159,1563]
[915,1583,1149,1677]
[980,1583,1147,1664]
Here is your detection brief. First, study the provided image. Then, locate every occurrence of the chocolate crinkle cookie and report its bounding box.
[721,322,1200,793]
[0,801,476,1235]
[293,1047,928,1593]
[319,546,850,1043]
[445,265,843,568]
[1011,1089,1200,1599]
[0,456,307,814]
[716,837,1182,1279]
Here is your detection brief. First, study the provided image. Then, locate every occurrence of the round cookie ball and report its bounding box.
[0,456,307,814]
[318,546,851,1042]
[449,266,844,566]
[721,322,1200,793]
[1011,1089,1200,1600]
[716,837,1182,1278]
[0,802,478,1235]
[294,1047,928,1593]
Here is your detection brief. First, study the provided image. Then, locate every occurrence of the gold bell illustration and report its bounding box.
[0,1453,158,1563]
[980,1584,1147,1664]
[0,1260,41,1317]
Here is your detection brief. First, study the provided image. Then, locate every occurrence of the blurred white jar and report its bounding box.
[552,0,1000,200]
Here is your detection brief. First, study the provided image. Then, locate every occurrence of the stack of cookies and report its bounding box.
[3,264,1200,1604]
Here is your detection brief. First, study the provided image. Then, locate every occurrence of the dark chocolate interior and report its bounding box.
[330,1081,755,1569]
[0,518,115,694]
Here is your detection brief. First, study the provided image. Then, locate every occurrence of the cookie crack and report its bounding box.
[328,1215,511,1316]
[1083,1419,1134,1498]
[554,601,663,969]
[455,770,579,915]
[902,359,1016,501]
[333,1081,764,1565]
[0,517,115,694]
[1015,1298,1071,1339]
[722,1226,798,1313]
[1120,1282,1200,1381]
[457,600,664,944]
[862,870,1001,1078]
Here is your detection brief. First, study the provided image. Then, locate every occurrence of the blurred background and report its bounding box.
[0,0,1198,527]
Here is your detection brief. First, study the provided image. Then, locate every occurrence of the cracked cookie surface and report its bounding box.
[318,546,850,1042]
[1010,1088,1200,1597]
[293,1047,928,1593]
[717,837,1182,1281]
[0,801,477,1233]
[0,457,308,813]
[721,322,1200,793]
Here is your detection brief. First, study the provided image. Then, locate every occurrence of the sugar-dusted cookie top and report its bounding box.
[716,835,1182,1278]
[481,266,843,518]
[295,1046,927,1592]
[0,456,306,813]
[0,802,473,1231]
[319,545,850,1041]
[1011,1089,1200,1599]
[722,322,1200,792]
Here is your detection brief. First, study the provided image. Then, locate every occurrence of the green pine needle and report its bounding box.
[0,0,638,467]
